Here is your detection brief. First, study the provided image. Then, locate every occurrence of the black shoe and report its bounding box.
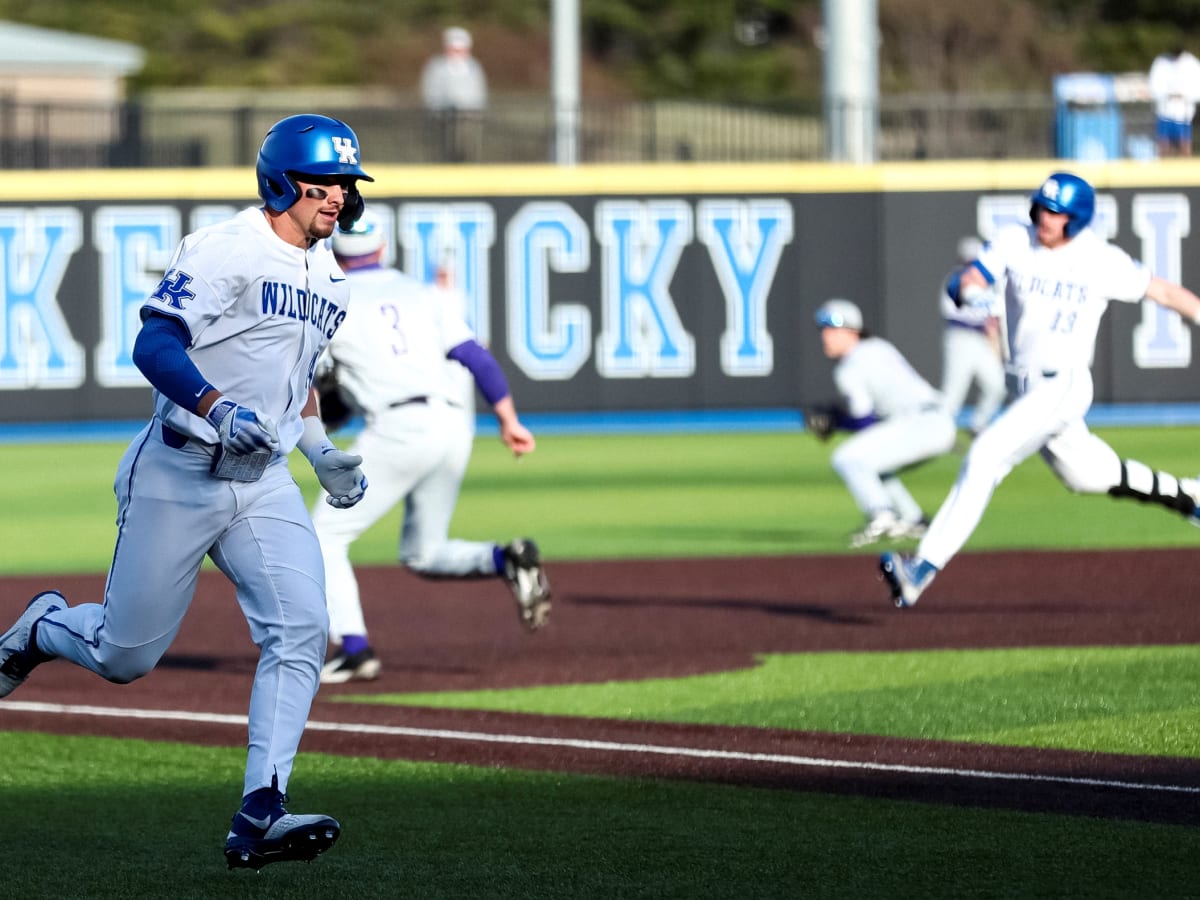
[224,792,340,870]
[320,646,381,684]
[503,539,551,631]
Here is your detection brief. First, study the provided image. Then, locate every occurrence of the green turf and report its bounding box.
[7,425,1200,896]
[1,731,1196,899]
[9,425,1200,573]
[343,646,1200,757]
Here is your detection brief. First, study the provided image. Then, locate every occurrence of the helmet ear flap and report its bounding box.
[337,186,365,231]
[258,171,301,212]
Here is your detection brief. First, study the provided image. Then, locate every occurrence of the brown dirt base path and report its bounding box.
[2,548,1200,826]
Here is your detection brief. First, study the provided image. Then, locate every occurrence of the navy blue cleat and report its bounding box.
[224,795,340,870]
[879,553,937,609]
[0,591,66,698]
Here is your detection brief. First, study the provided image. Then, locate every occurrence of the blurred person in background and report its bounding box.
[882,171,1200,609]
[940,235,1007,438]
[312,211,550,684]
[420,26,488,163]
[1148,45,1200,157]
[806,298,957,549]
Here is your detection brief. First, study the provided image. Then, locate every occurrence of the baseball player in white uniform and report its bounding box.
[882,171,1200,608]
[311,211,550,684]
[0,115,373,870]
[810,299,957,548]
[940,236,1007,436]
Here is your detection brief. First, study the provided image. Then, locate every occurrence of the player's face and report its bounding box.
[820,325,857,359]
[289,176,356,243]
[1033,205,1070,249]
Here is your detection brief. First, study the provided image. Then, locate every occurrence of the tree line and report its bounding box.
[3,0,1200,102]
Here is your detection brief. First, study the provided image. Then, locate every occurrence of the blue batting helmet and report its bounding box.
[256,114,374,212]
[1029,172,1095,238]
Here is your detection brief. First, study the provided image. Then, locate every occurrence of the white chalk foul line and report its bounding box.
[5,699,1200,796]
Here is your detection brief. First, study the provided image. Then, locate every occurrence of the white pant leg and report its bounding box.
[401,405,495,576]
[940,328,975,418]
[969,341,1008,433]
[209,463,327,798]
[37,424,228,682]
[830,411,957,517]
[310,406,443,641]
[1040,419,1123,494]
[917,368,1093,569]
[942,327,1007,433]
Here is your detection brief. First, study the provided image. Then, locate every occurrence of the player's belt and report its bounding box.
[946,320,987,333]
[388,396,429,408]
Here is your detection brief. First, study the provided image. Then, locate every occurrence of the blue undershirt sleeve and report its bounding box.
[132,312,216,413]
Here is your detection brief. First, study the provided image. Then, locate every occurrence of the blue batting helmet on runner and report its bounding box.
[1029,172,1095,238]
[256,114,374,212]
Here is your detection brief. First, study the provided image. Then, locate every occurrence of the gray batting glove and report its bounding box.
[313,446,368,508]
[205,397,279,454]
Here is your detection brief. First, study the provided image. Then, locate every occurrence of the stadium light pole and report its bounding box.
[821,0,878,163]
[552,0,580,165]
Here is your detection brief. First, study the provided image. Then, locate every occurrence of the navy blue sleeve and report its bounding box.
[834,410,880,431]
[446,339,510,405]
[131,312,216,413]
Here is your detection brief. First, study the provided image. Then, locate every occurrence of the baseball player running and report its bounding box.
[0,114,372,870]
[940,236,1007,436]
[311,211,550,684]
[882,171,1200,608]
[809,299,957,548]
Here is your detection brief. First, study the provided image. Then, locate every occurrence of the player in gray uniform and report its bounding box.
[311,211,550,684]
[0,114,372,870]
[882,171,1200,608]
[810,299,957,548]
[940,236,1007,436]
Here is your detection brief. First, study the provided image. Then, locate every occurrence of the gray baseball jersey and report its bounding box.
[33,205,343,799]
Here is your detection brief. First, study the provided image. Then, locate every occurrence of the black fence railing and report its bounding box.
[0,92,1162,169]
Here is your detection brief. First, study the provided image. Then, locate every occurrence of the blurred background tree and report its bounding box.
[3,0,1200,101]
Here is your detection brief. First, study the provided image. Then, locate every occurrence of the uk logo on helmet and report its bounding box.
[1041,178,1060,201]
[332,137,359,165]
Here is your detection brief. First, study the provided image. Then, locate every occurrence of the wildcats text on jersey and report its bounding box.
[260,281,345,339]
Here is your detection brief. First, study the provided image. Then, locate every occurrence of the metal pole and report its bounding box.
[552,0,580,165]
[821,0,878,163]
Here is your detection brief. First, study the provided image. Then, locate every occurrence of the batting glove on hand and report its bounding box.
[312,445,368,508]
[205,397,279,454]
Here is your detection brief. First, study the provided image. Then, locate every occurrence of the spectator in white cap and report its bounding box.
[419,25,488,162]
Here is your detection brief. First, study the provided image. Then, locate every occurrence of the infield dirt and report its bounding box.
[1,548,1198,826]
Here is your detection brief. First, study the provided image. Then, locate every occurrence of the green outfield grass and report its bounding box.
[3,731,1196,900]
[9,425,1200,573]
[344,645,1200,758]
[5,425,1200,897]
